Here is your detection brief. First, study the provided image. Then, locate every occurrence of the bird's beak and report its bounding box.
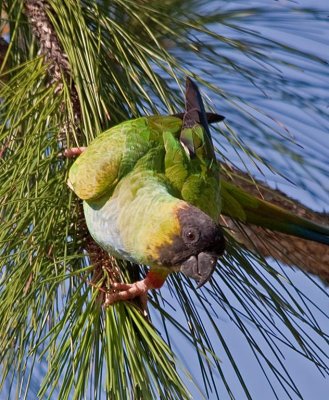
[180,252,217,288]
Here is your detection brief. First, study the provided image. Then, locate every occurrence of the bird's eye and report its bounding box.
[183,227,200,244]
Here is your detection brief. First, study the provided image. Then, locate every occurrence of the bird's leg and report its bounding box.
[104,270,168,309]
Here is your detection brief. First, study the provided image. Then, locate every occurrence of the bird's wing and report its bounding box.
[68,116,182,200]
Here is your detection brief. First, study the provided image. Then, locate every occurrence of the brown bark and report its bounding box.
[24,1,69,82]
[24,0,81,130]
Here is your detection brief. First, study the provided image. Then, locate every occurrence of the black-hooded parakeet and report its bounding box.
[68,78,226,304]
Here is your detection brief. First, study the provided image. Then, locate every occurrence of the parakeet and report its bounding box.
[68,78,226,305]
[68,77,329,306]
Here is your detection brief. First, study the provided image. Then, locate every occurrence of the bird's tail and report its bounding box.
[221,180,329,245]
[179,77,218,163]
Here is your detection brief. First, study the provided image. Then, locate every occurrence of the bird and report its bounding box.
[68,78,226,306]
[68,77,329,307]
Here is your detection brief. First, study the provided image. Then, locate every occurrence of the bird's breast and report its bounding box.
[82,171,184,266]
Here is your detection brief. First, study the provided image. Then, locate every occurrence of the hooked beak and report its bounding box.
[180,252,217,288]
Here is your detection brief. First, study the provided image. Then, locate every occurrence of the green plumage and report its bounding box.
[69,114,329,266]
[68,110,225,282]
[69,115,221,220]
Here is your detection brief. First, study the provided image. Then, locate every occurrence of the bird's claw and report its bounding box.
[103,281,149,317]
[61,147,86,158]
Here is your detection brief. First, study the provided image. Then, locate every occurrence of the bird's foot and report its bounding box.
[104,280,150,315]
[62,147,86,158]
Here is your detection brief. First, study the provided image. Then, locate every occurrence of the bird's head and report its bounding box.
[156,203,226,288]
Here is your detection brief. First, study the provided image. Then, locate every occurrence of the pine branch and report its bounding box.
[222,167,329,283]
[24,0,82,130]
[24,0,69,81]
[22,0,329,289]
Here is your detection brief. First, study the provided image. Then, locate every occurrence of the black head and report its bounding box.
[157,205,225,287]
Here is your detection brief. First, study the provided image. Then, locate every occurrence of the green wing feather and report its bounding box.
[68,107,222,222]
[163,131,189,193]
[68,116,182,200]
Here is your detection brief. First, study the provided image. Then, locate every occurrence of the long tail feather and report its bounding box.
[181,78,217,162]
[222,180,329,245]
[183,77,211,130]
